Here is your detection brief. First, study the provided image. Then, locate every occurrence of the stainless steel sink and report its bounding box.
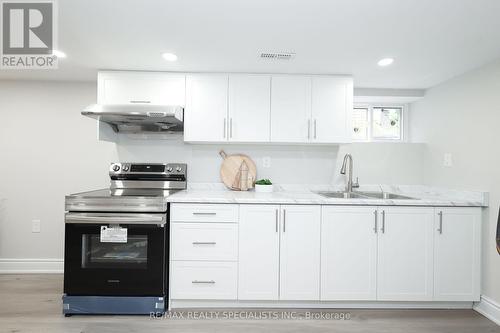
[315,191,417,200]
[356,191,417,200]
[315,191,366,199]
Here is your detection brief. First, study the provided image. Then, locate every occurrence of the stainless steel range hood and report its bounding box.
[82,104,184,133]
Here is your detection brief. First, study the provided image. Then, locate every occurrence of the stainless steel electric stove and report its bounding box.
[62,162,186,316]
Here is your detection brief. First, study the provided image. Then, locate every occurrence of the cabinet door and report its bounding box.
[184,74,228,142]
[228,75,271,142]
[238,205,280,300]
[377,207,434,301]
[98,72,185,105]
[434,208,481,301]
[279,205,321,300]
[311,77,352,143]
[270,76,311,143]
[321,207,377,300]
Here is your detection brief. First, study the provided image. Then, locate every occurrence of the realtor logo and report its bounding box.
[1,0,58,69]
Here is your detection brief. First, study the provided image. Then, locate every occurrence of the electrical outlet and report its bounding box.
[262,157,271,168]
[32,219,41,233]
[443,153,453,167]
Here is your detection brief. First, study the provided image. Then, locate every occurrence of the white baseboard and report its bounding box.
[171,299,473,309]
[474,296,500,326]
[0,258,63,274]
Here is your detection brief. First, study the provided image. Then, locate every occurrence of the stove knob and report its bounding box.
[112,164,120,172]
[176,166,182,172]
[166,167,173,172]
[123,165,129,172]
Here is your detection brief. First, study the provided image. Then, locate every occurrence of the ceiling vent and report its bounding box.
[260,52,296,60]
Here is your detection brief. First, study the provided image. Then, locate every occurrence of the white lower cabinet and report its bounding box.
[238,204,321,301]
[321,206,480,302]
[171,203,482,304]
[376,207,434,301]
[321,206,377,301]
[171,261,237,300]
[433,207,481,301]
[279,205,321,300]
[238,205,280,300]
[170,204,239,300]
[171,223,238,261]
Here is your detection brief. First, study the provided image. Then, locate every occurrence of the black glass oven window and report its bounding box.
[130,164,165,173]
[81,235,148,269]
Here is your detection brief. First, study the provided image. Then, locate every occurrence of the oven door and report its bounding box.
[64,212,167,296]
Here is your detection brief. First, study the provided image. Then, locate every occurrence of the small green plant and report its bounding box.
[255,179,272,185]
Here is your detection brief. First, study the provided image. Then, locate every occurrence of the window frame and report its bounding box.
[352,103,407,142]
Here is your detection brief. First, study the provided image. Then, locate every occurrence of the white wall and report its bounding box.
[0,80,424,263]
[0,81,117,259]
[411,58,500,306]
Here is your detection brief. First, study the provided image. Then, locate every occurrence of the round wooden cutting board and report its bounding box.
[219,150,257,191]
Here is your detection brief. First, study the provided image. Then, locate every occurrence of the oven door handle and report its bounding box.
[65,213,165,225]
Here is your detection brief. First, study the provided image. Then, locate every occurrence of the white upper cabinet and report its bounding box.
[321,206,378,301]
[238,205,280,300]
[433,208,481,301]
[95,71,352,144]
[377,207,434,301]
[270,75,353,143]
[97,71,185,105]
[228,75,271,142]
[311,77,352,143]
[270,76,312,143]
[184,74,229,142]
[279,205,321,300]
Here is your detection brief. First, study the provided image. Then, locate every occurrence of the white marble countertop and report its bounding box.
[166,184,488,207]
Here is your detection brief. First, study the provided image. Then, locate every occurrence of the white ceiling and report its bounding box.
[1,0,500,89]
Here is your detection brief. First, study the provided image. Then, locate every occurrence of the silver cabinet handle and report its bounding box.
[437,211,443,234]
[275,209,279,233]
[192,212,217,216]
[374,210,378,233]
[223,118,227,138]
[229,118,233,138]
[282,209,286,232]
[192,280,215,284]
[129,100,151,104]
[381,210,386,233]
[192,242,216,245]
[314,119,317,139]
[307,119,311,139]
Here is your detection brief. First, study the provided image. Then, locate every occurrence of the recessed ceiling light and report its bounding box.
[377,58,394,67]
[162,52,178,62]
[52,50,67,58]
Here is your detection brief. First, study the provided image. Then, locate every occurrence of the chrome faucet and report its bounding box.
[340,154,359,193]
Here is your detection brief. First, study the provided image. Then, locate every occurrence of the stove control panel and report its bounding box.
[109,163,187,180]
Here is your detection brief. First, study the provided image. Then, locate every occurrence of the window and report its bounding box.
[353,107,369,141]
[352,105,404,141]
[372,107,402,140]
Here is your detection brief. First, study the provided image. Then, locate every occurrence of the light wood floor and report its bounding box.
[0,274,498,333]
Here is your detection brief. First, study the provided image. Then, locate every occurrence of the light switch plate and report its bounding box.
[32,219,41,233]
[443,153,453,167]
[262,157,271,168]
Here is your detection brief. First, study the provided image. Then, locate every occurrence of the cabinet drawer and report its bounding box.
[171,204,238,223]
[171,261,237,300]
[171,223,238,261]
